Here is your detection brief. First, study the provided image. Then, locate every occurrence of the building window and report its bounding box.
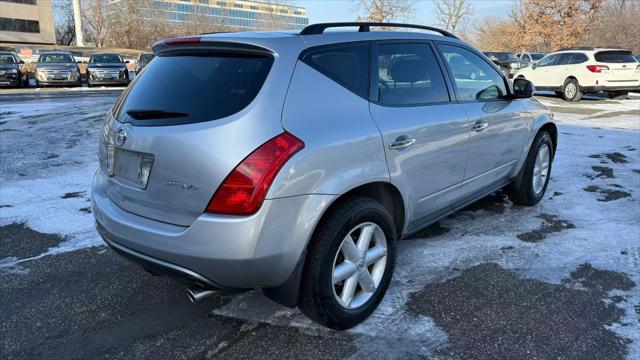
[198,0,209,3]
[233,3,242,8]
[250,5,258,10]
[217,1,226,6]
[0,17,40,33]
[0,0,38,5]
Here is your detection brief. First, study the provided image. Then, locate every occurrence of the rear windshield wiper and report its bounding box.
[126,109,189,120]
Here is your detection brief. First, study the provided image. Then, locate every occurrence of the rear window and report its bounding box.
[114,54,273,126]
[594,51,635,63]
[301,43,369,99]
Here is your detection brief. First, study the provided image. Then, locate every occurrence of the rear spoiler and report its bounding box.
[152,36,274,57]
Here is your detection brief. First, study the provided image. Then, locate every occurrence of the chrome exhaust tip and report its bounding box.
[187,287,217,303]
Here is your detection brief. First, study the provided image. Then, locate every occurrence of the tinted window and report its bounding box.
[557,53,574,65]
[38,54,74,63]
[570,53,588,64]
[439,45,507,101]
[114,54,273,126]
[139,54,154,65]
[531,53,545,60]
[375,43,449,105]
[537,54,559,67]
[301,43,369,98]
[484,52,518,62]
[90,54,123,63]
[594,51,636,63]
[0,54,16,64]
[522,54,531,61]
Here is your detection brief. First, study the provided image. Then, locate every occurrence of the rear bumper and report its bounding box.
[91,170,335,288]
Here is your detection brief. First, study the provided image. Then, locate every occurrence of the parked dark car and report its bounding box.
[136,53,154,73]
[0,51,26,87]
[35,52,81,87]
[483,51,529,78]
[87,53,129,87]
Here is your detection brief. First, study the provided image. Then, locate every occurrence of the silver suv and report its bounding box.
[92,23,556,329]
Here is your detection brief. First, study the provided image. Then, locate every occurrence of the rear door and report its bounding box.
[436,43,529,199]
[594,50,640,85]
[368,41,470,225]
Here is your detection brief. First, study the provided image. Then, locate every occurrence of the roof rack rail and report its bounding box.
[557,46,596,51]
[300,22,459,39]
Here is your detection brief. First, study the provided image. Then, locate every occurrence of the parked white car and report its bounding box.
[514,47,640,101]
[517,52,546,65]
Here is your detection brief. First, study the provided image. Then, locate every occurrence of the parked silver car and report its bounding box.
[35,51,81,87]
[92,23,556,329]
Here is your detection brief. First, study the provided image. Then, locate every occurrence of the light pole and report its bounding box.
[72,0,84,46]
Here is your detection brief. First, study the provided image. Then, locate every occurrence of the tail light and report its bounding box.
[586,65,609,73]
[206,133,304,215]
[165,36,201,45]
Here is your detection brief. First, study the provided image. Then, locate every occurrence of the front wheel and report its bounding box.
[607,91,628,100]
[298,197,396,330]
[507,131,554,206]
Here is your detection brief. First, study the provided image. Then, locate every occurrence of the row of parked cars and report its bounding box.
[0,50,154,88]
[483,48,640,101]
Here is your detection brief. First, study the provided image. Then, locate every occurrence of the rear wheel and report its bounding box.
[298,197,396,330]
[562,78,581,102]
[607,91,628,100]
[507,131,554,206]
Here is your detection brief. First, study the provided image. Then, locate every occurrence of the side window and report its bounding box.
[374,43,449,105]
[438,44,507,101]
[537,54,559,67]
[557,53,574,65]
[301,43,369,99]
[523,54,531,61]
[570,53,588,64]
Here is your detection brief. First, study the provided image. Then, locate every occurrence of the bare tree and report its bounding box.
[584,0,640,53]
[354,0,415,22]
[54,0,76,46]
[183,4,228,34]
[81,0,111,47]
[433,0,472,32]
[258,0,297,30]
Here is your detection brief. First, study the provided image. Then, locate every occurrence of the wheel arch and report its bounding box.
[263,181,405,308]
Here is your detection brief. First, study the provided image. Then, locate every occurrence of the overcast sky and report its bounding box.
[297,0,514,25]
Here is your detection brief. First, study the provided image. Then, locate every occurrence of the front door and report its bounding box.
[368,41,470,225]
[436,44,529,199]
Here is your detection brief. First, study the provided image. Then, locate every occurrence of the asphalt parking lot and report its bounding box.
[1,89,639,359]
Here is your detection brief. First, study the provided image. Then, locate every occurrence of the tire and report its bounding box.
[561,78,581,102]
[298,197,397,330]
[507,131,554,206]
[607,91,628,100]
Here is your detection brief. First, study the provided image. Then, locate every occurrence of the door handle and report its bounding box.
[389,137,416,150]
[473,121,489,132]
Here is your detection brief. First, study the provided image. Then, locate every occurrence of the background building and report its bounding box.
[111,0,309,31]
[0,0,55,45]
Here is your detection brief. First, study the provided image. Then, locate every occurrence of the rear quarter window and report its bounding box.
[300,43,370,99]
[594,51,636,63]
[113,54,273,126]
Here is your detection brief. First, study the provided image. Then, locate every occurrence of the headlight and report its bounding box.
[6,69,18,73]
[510,62,520,68]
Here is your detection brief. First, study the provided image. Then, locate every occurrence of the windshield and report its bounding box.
[594,51,636,63]
[114,53,274,126]
[531,53,545,60]
[90,54,123,64]
[139,54,154,65]
[0,54,16,64]
[38,54,74,63]
[485,52,519,61]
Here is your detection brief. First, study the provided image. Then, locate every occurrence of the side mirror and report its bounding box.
[125,60,130,64]
[19,60,25,64]
[531,63,537,70]
[83,61,88,64]
[513,78,534,98]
